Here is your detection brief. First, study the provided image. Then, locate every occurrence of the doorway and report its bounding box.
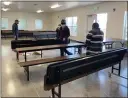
[86,13,108,40]
[97,13,108,40]
[87,14,97,32]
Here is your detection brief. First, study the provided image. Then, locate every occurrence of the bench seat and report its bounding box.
[19,54,80,67]
[44,48,127,98]
[19,54,82,81]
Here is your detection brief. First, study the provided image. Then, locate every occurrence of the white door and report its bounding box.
[87,14,97,32]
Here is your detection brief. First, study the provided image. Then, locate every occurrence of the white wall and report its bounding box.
[2,11,52,31]
[51,2,127,40]
[1,2,127,39]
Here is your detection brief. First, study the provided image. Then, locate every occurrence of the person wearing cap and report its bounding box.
[85,22,104,55]
[56,24,61,39]
[12,20,19,40]
[59,19,73,56]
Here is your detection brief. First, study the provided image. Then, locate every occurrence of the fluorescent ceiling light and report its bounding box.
[50,4,62,9]
[3,2,12,5]
[36,10,43,13]
[2,8,9,11]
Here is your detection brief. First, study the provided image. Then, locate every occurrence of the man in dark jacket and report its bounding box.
[59,19,73,56]
[56,24,61,39]
[12,20,19,40]
[85,23,104,55]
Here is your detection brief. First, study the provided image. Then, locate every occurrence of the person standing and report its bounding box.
[85,23,104,55]
[59,19,73,56]
[12,20,19,40]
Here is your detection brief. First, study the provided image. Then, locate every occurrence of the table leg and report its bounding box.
[78,47,82,54]
[118,62,121,76]
[120,42,124,47]
[25,52,27,62]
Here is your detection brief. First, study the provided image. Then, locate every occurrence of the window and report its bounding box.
[35,19,43,30]
[18,19,27,30]
[66,17,77,36]
[2,18,8,29]
[123,11,127,40]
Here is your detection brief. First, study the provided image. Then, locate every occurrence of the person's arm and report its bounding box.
[85,31,93,47]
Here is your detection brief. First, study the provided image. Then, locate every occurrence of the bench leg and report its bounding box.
[26,67,29,81]
[111,65,114,73]
[25,52,27,62]
[120,42,124,47]
[16,52,19,61]
[41,50,43,58]
[58,83,61,98]
[24,66,29,81]
[118,62,121,76]
[110,62,122,78]
[110,62,127,80]
[51,83,61,98]
[52,88,55,98]
[111,62,121,76]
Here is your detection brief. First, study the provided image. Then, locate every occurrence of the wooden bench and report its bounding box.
[1,30,33,39]
[14,43,85,62]
[44,48,127,98]
[19,54,82,81]
[33,31,56,40]
[11,39,62,49]
[2,30,56,39]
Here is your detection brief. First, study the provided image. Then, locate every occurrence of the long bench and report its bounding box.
[11,39,61,49]
[33,31,56,40]
[19,54,82,81]
[44,48,127,98]
[2,30,56,39]
[14,42,84,61]
[1,30,33,38]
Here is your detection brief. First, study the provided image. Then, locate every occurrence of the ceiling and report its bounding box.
[1,1,100,13]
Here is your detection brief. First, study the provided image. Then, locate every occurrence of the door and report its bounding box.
[87,14,97,32]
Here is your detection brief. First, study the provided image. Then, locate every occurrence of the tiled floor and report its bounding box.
[1,38,128,97]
